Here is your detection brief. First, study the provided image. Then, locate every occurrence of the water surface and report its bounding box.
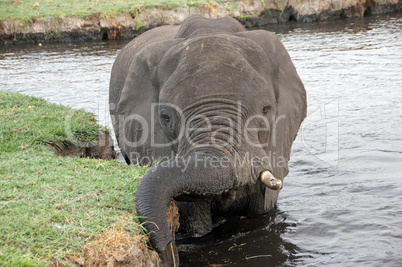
[1,12,401,266]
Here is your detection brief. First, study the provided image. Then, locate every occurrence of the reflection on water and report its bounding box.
[1,12,401,266]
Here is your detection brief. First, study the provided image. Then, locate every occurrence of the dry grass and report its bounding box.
[58,219,159,267]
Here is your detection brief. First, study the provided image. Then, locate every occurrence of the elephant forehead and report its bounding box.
[178,34,270,68]
[158,35,276,104]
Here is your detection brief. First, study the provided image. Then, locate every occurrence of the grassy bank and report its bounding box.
[2,0,400,45]
[0,91,154,266]
[0,0,211,22]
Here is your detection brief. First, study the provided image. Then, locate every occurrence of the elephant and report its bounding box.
[109,16,306,265]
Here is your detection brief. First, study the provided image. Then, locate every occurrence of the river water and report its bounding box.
[1,13,401,266]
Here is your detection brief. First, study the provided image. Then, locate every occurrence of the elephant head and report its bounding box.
[109,16,306,257]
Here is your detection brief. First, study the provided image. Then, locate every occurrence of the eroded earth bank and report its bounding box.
[0,0,401,44]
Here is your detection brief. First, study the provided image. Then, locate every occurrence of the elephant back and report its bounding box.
[175,15,246,39]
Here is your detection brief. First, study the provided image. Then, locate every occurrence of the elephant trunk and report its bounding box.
[136,150,235,253]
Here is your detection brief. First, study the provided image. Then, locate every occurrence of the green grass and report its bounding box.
[0,91,102,152]
[0,0,214,22]
[0,91,151,266]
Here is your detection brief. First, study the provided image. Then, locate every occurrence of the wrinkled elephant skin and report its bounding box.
[109,15,306,266]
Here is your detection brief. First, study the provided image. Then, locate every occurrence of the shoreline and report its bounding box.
[0,91,159,266]
[1,0,401,45]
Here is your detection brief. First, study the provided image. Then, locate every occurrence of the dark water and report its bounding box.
[1,13,401,266]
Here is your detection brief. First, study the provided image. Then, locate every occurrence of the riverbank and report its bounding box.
[0,0,400,45]
[0,91,158,266]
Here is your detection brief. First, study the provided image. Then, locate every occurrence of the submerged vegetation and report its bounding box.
[0,91,155,266]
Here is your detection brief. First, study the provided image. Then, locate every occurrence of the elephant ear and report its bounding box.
[267,32,307,210]
[237,30,307,209]
[110,26,182,165]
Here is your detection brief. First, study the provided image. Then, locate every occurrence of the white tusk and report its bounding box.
[260,170,282,190]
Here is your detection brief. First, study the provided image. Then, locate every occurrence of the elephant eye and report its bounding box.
[262,105,271,114]
[160,113,170,123]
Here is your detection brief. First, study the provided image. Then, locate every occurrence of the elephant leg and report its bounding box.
[178,200,213,238]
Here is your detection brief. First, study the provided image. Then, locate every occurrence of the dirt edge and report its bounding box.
[47,129,116,160]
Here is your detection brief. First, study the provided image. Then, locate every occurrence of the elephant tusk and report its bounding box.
[260,171,282,190]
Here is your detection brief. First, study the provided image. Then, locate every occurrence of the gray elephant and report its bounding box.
[109,16,306,265]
